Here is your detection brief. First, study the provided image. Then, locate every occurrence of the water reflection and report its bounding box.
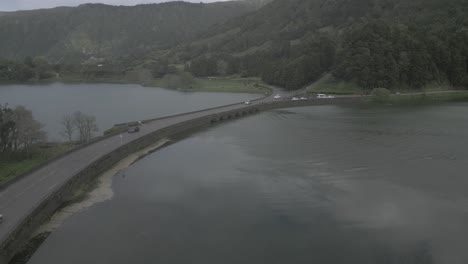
[29,103,468,264]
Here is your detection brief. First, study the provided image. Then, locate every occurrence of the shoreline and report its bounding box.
[9,139,171,264]
[366,90,468,105]
[0,75,269,94]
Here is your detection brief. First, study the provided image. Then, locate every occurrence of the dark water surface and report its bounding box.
[0,82,258,140]
[30,103,468,264]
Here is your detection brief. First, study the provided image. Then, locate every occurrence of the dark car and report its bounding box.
[127,126,140,133]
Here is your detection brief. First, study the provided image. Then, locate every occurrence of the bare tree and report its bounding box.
[60,114,75,142]
[72,111,98,143]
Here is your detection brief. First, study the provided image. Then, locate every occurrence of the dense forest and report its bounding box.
[0,57,56,82]
[0,0,467,91]
[177,0,468,90]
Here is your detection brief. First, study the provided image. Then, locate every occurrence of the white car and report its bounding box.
[273,94,281,99]
[300,97,308,100]
[244,101,251,105]
[291,97,299,101]
[317,94,336,99]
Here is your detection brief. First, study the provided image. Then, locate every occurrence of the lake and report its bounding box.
[28,103,468,264]
[0,82,260,141]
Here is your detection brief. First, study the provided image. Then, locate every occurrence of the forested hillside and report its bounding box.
[0,1,258,63]
[173,0,468,90]
[1,0,467,91]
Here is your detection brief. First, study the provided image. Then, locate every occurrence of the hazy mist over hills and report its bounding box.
[0,0,236,11]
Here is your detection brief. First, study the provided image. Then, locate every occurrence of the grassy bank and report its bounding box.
[307,75,364,95]
[374,91,468,105]
[59,73,268,94]
[150,77,269,94]
[0,143,75,185]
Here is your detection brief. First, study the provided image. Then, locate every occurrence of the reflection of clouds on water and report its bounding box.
[324,175,468,264]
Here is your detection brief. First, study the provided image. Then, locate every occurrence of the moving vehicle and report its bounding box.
[127,126,140,133]
[244,101,251,105]
[300,97,308,100]
[291,97,299,101]
[273,94,281,99]
[316,94,336,99]
[0,214,3,223]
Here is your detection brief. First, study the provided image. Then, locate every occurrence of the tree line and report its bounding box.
[183,17,468,91]
[184,34,336,90]
[60,111,98,143]
[170,0,468,91]
[0,104,45,157]
[1,104,98,161]
[0,57,56,82]
[333,20,468,90]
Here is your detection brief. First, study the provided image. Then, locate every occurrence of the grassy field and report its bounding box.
[379,91,468,105]
[307,75,364,95]
[59,73,269,94]
[0,143,75,185]
[150,77,270,94]
[191,77,269,93]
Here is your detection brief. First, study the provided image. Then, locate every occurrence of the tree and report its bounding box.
[161,72,195,89]
[216,60,228,76]
[61,114,75,142]
[371,88,391,103]
[0,104,16,153]
[72,111,98,143]
[12,106,46,155]
[32,56,54,80]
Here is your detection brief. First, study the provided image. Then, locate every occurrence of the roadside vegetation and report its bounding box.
[0,143,73,184]
[368,89,468,105]
[0,104,99,185]
[0,57,55,83]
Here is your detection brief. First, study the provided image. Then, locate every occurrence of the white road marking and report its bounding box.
[47,183,58,191]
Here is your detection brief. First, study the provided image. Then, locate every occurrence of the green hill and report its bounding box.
[0,1,258,63]
[1,0,467,91]
[172,0,468,90]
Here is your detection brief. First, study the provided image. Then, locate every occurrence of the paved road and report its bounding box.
[0,91,294,249]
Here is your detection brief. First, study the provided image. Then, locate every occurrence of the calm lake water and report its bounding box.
[30,103,468,264]
[0,82,259,140]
